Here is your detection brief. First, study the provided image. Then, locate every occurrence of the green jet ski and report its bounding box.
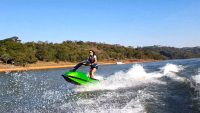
[62,71,99,85]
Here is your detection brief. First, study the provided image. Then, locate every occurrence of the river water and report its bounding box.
[0,58,200,113]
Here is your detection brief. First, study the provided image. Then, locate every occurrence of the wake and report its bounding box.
[75,63,185,92]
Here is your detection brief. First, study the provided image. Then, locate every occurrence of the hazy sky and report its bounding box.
[0,0,200,47]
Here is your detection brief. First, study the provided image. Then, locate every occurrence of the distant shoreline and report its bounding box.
[0,59,158,73]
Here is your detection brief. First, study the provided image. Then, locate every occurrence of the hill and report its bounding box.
[140,45,200,59]
[0,37,199,66]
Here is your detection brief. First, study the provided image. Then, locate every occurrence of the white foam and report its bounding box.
[119,89,152,113]
[70,90,148,113]
[192,68,200,84]
[161,63,184,75]
[160,63,187,82]
[93,74,104,80]
[75,64,168,92]
[192,74,200,84]
[75,63,186,92]
[71,65,189,113]
[191,69,200,99]
[71,63,186,113]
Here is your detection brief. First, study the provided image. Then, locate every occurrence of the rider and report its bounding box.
[70,50,98,79]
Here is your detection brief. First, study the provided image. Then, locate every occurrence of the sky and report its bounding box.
[0,0,200,47]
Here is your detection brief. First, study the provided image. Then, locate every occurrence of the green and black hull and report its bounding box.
[62,71,99,85]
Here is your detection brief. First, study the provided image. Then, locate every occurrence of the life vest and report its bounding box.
[88,55,96,63]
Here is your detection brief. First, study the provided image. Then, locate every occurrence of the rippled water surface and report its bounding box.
[0,58,200,113]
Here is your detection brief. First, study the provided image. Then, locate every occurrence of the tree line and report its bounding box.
[0,37,199,66]
[140,45,200,59]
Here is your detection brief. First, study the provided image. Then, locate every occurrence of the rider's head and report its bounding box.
[89,50,95,56]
